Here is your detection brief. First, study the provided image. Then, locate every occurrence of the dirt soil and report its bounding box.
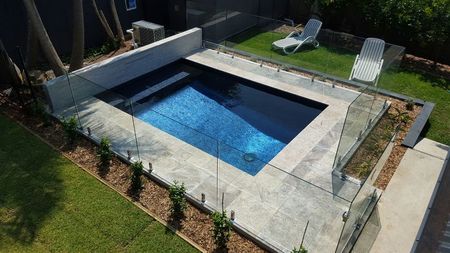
[0,96,266,253]
[84,40,134,66]
[373,98,421,190]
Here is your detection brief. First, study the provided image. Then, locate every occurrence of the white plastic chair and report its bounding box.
[349,38,385,86]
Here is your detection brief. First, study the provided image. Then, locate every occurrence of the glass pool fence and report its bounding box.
[46,70,390,252]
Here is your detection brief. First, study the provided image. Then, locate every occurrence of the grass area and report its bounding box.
[0,115,198,253]
[228,30,450,145]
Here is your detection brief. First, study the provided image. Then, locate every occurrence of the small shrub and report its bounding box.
[97,137,112,169]
[211,210,232,249]
[291,245,308,253]
[100,39,119,54]
[85,39,119,58]
[130,161,143,193]
[62,116,78,144]
[405,99,414,111]
[391,108,411,126]
[169,181,187,218]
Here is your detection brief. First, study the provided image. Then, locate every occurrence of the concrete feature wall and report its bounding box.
[45,28,203,113]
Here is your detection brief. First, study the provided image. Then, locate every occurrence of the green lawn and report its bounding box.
[0,115,198,253]
[228,30,450,145]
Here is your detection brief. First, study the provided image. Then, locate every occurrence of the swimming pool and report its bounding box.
[101,60,326,175]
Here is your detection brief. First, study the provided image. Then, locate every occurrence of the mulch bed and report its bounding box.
[373,98,421,189]
[343,97,421,184]
[0,97,265,253]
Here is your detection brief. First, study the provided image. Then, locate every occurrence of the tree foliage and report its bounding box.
[312,0,450,62]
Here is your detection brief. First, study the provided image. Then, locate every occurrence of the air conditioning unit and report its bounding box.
[132,21,165,47]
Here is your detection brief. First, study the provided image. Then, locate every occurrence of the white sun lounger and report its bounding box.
[272,19,322,55]
[349,38,385,86]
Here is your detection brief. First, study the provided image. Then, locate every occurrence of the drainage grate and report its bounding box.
[243,153,256,162]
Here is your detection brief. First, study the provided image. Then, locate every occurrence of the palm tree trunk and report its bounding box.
[110,0,126,47]
[69,0,85,72]
[22,0,65,76]
[92,0,115,40]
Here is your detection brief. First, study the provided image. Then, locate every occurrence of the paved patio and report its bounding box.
[55,49,386,252]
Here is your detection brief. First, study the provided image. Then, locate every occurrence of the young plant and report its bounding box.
[169,181,187,218]
[391,108,411,127]
[291,245,308,253]
[357,160,373,179]
[62,116,78,144]
[97,137,112,169]
[405,99,414,111]
[211,210,232,249]
[130,161,143,194]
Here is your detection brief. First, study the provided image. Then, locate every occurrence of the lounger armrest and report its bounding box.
[377,59,384,72]
[287,31,299,38]
[349,54,360,80]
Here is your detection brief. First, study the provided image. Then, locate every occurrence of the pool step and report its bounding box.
[130,71,190,104]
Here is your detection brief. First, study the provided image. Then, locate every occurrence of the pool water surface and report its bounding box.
[105,60,326,175]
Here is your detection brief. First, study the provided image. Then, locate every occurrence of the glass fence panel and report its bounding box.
[49,73,80,121]
[335,180,379,253]
[66,73,139,160]
[129,98,220,204]
[216,141,350,253]
[333,86,374,174]
[197,9,406,91]
[48,69,397,252]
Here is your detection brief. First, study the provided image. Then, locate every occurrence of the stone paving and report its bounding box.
[356,138,449,253]
[54,49,387,252]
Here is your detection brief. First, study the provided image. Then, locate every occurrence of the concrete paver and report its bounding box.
[365,139,449,253]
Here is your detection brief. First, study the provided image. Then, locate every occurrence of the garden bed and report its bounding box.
[343,98,421,185]
[0,96,265,253]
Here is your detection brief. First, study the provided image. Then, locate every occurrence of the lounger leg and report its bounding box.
[314,40,320,48]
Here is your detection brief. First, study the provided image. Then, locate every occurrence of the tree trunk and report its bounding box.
[69,0,85,72]
[92,0,115,40]
[25,18,40,69]
[0,40,23,90]
[22,0,65,76]
[110,0,126,47]
[310,0,321,19]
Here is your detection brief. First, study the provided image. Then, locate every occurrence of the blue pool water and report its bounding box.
[106,60,326,175]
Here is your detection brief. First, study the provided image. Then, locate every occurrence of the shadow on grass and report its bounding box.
[0,116,64,245]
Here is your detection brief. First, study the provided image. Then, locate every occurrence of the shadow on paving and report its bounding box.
[0,115,64,245]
